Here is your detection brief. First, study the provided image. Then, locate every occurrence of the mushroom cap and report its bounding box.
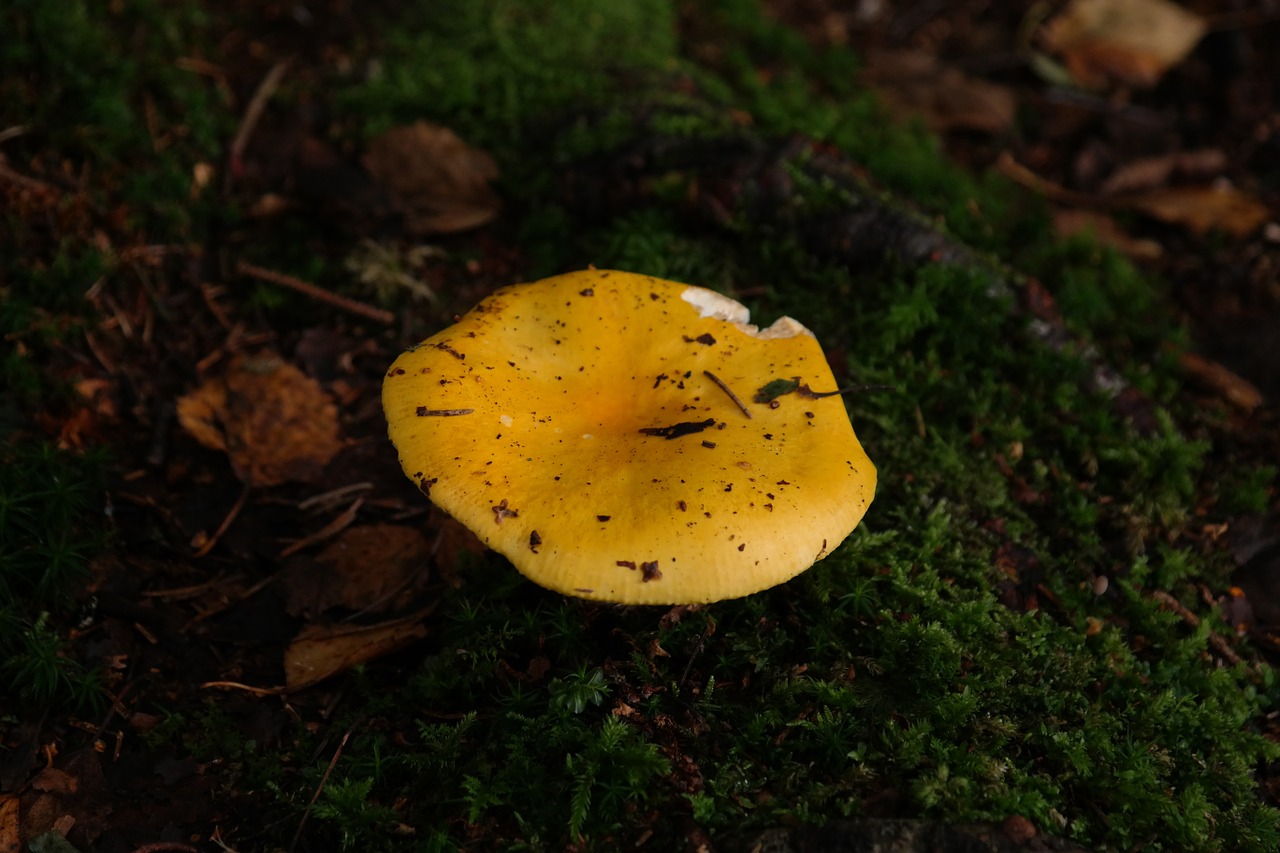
[382,269,876,604]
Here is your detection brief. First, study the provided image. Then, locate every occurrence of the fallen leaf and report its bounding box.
[177,353,342,486]
[1179,351,1263,413]
[280,523,432,617]
[862,49,1016,134]
[1052,208,1163,259]
[31,768,77,797]
[1100,148,1228,195]
[362,121,501,235]
[283,611,430,691]
[1043,0,1206,88]
[1121,184,1271,238]
[0,795,17,853]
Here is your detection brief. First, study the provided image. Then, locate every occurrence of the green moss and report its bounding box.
[2,0,225,224]
[0,442,107,711]
[340,0,677,152]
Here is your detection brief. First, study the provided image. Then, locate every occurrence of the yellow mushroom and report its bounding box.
[382,269,876,604]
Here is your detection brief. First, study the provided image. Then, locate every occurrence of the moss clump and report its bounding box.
[0,442,107,710]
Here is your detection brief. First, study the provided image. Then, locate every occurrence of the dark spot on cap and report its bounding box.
[529,531,542,553]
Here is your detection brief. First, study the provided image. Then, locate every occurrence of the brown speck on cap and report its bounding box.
[529,530,542,553]
[492,499,518,524]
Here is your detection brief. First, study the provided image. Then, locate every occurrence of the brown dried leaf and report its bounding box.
[362,121,501,235]
[280,523,431,617]
[862,49,1016,134]
[177,353,342,486]
[1052,208,1163,259]
[1179,351,1263,413]
[1043,0,1206,88]
[1121,184,1271,238]
[1100,148,1228,195]
[284,612,429,691]
[0,795,17,853]
[31,768,77,796]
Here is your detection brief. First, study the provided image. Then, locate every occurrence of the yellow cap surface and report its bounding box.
[382,269,876,604]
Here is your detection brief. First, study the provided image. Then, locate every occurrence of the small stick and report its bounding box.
[192,485,251,558]
[200,680,284,696]
[703,370,751,419]
[297,481,374,512]
[237,261,395,325]
[278,496,364,558]
[0,160,59,194]
[1150,590,1242,666]
[800,383,894,399]
[416,407,474,417]
[289,721,359,853]
[229,59,291,182]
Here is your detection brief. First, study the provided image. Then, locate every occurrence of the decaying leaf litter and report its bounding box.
[2,0,1280,850]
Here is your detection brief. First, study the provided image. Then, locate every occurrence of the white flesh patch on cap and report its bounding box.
[680,286,813,340]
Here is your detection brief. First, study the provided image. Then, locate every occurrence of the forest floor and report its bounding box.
[3,1,1280,851]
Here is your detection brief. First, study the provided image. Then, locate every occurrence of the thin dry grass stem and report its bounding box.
[192,485,252,558]
[237,261,395,325]
[278,496,365,558]
[289,720,361,853]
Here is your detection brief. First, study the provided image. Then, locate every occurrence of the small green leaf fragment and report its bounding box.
[754,378,800,403]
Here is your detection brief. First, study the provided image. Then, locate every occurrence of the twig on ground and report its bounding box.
[237,261,395,325]
[192,485,252,558]
[0,160,60,194]
[278,496,365,558]
[228,59,291,186]
[1150,589,1243,666]
[200,681,285,696]
[289,720,360,853]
